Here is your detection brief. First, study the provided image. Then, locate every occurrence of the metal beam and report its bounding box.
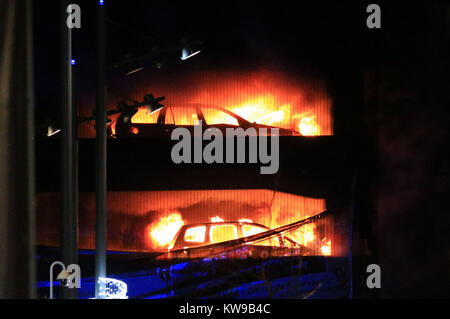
[95,1,107,299]
[0,0,36,298]
[60,0,78,299]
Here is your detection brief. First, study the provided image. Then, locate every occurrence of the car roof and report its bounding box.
[165,103,229,110]
[157,103,251,123]
[180,221,270,229]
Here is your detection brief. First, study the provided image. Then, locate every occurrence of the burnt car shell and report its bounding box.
[162,221,312,260]
[115,103,299,138]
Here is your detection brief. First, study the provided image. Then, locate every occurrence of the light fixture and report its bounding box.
[143,94,165,114]
[180,48,201,61]
[120,56,145,76]
[47,125,61,137]
[71,59,76,65]
[125,65,144,76]
[56,269,71,282]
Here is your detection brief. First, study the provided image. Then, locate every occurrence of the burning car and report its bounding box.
[114,103,301,138]
[151,213,333,298]
[160,215,329,260]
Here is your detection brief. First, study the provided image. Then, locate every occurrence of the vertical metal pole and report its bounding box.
[349,175,356,299]
[0,0,36,298]
[95,1,107,299]
[60,0,78,299]
[72,53,79,297]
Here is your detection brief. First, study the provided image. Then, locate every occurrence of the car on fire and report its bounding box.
[114,103,301,138]
[163,220,314,260]
[153,215,332,298]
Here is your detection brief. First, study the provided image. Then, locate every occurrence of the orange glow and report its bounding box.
[193,93,326,136]
[294,112,321,136]
[130,94,326,136]
[111,121,116,136]
[144,192,333,255]
[227,94,291,127]
[148,211,184,249]
[321,240,332,256]
[285,223,316,246]
[37,189,336,255]
[91,70,334,139]
[301,224,316,245]
[184,226,206,243]
[210,224,238,243]
[131,108,161,124]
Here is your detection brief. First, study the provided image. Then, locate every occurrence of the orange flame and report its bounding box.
[205,94,323,136]
[149,211,184,248]
[80,70,333,138]
[144,195,332,255]
[228,94,290,126]
[129,93,326,136]
[294,112,321,136]
[288,224,316,246]
[321,240,332,256]
[210,216,225,223]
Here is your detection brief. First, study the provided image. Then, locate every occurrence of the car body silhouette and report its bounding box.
[115,103,300,138]
[164,220,313,260]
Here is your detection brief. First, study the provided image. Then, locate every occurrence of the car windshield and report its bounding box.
[165,106,199,125]
[129,104,241,127]
[131,107,162,124]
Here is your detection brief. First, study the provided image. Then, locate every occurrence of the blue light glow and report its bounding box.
[99,0,104,5]
[71,59,76,65]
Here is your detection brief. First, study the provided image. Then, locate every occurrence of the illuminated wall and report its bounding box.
[78,69,333,138]
[36,189,334,255]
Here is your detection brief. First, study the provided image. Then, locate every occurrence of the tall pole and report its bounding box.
[72,49,79,295]
[0,0,36,298]
[95,0,107,298]
[60,0,78,299]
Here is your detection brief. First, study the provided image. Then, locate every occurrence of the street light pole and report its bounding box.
[95,0,107,299]
[60,0,78,299]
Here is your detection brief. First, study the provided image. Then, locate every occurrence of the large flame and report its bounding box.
[141,191,333,255]
[321,239,332,256]
[227,94,291,127]
[154,214,332,255]
[294,112,321,136]
[131,93,323,136]
[226,94,322,136]
[79,70,333,138]
[148,211,184,249]
[287,224,316,246]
